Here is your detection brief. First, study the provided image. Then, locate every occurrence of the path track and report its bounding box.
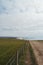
[29,40,43,65]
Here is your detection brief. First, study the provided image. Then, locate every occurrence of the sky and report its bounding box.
[0,0,43,39]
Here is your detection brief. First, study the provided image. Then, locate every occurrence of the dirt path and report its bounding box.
[29,40,43,65]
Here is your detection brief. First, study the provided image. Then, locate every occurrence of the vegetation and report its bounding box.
[0,38,25,65]
[0,38,38,65]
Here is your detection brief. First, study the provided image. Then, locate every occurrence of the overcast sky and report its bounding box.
[0,0,43,39]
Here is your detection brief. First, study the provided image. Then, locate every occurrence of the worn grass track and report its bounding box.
[18,41,38,65]
[29,42,38,65]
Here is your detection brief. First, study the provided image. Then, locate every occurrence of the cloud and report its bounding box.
[0,0,43,14]
[0,0,43,39]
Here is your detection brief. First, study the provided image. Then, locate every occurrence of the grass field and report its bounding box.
[0,38,26,65]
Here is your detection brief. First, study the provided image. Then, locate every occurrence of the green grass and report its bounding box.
[19,46,26,65]
[0,38,25,65]
[38,40,43,43]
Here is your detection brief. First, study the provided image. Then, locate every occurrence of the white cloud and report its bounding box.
[0,0,43,39]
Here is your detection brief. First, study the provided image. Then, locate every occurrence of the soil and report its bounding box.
[29,40,43,65]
